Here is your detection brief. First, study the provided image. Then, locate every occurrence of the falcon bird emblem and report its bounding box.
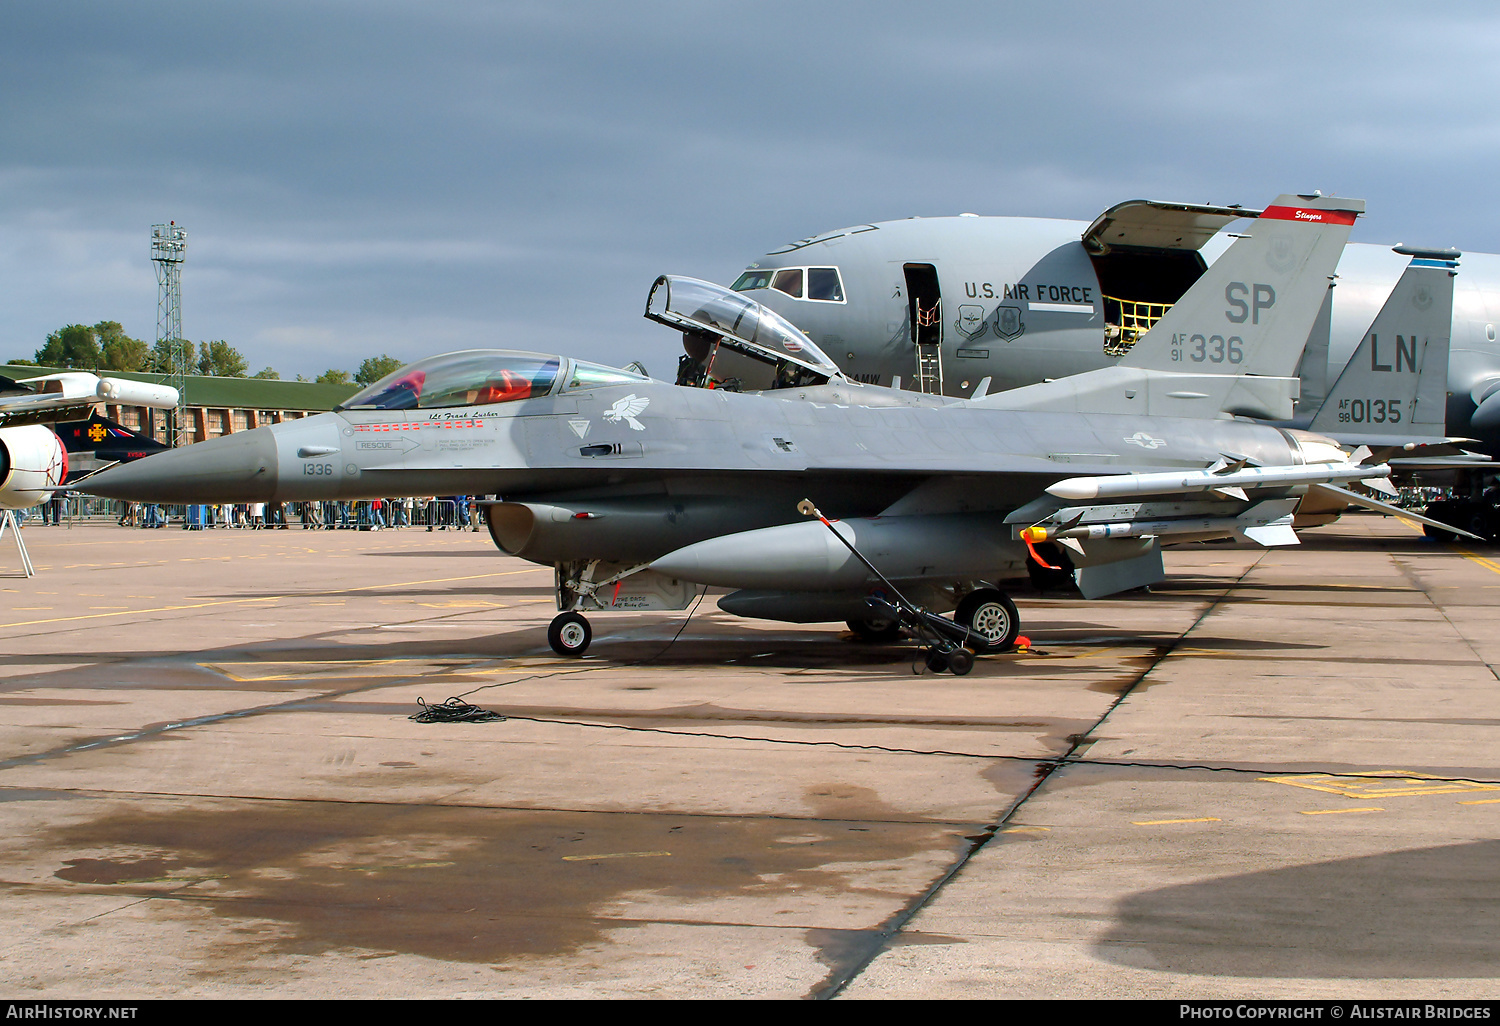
[602,394,650,431]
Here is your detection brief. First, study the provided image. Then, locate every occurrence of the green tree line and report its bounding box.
[7,321,401,387]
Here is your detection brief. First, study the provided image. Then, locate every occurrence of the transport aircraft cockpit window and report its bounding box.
[731,266,844,303]
[730,269,775,291]
[773,268,803,298]
[341,351,560,410]
[806,266,844,302]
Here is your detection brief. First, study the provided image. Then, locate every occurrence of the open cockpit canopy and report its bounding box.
[339,350,648,411]
[645,275,846,391]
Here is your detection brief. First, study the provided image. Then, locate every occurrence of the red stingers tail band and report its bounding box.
[1259,204,1360,226]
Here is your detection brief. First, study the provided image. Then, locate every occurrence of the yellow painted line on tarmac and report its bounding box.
[1262,771,1500,799]
[0,567,543,629]
[1300,807,1384,816]
[416,600,507,609]
[340,568,544,592]
[1395,516,1500,574]
[561,851,672,862]
[1458,798,1500,805]
[1455,547,1500,575]
[1000,826,1051,834]
[1132,817,1221,826]
[203,657,428,682]
[0,594,280,629]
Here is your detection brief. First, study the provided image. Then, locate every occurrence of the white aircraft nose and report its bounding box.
[83,427,279,504]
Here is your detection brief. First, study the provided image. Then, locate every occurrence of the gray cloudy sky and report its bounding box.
[4,1,1500,378]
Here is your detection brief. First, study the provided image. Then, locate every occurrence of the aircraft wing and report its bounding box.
[0,372,178,426]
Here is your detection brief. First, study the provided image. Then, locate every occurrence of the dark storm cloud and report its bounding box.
[3,1,1500,376]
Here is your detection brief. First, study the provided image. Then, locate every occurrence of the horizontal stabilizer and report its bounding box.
[1308,482,1484,541]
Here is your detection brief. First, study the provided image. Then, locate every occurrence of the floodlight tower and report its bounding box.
[151,222,188,446]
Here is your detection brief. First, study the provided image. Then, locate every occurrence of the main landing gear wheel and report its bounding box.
[548,612,592,657]
[847,617,903,642]
[954,589,1020,653]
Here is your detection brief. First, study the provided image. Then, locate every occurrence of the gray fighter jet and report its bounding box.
[82,193,1467,668]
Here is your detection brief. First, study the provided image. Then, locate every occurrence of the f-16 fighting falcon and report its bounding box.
[82,194,1472,670]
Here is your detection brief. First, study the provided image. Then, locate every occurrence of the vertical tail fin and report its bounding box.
[1294,288,1335,413]
[1121,194,1362,376]
[979,193,1364,420]
[1310,247,1457,442]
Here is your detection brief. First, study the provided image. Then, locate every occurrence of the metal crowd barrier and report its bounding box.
[21,495,488,532]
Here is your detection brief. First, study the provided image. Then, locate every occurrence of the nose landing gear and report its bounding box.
[547,611,592,657]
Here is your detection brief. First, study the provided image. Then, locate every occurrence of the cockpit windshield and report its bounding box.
[564,360,650,390]
[340,350,561,410]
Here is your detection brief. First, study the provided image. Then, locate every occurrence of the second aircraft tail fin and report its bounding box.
[1309,246,1458,444]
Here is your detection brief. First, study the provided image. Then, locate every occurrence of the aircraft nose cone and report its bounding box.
[83,427,279,503]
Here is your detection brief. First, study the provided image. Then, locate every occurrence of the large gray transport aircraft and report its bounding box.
[724,199,1500,454]
[724,197,1500,537]
[83,194,1472,669]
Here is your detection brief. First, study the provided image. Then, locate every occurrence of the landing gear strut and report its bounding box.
[547,611,592,657]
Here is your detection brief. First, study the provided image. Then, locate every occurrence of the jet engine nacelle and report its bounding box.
[1284,428,1361,528]
[486,496,792,565]
[0,424,68,510]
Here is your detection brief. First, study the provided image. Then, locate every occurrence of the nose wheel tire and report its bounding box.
[954,589,1020,653]
[548,612,592,657]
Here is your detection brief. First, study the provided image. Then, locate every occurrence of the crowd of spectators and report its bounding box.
[19,495,486,532]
